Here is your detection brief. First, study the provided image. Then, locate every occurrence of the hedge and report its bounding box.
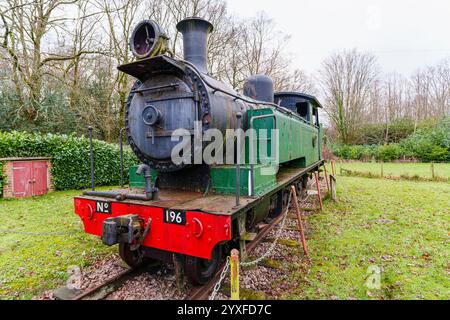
[0,161,3,197]
[0,131,139,193]
[331,143,402,161]
[355,118,416,145]
[332,117,450,162]
[399,117,450,162]
[332,142,448,162]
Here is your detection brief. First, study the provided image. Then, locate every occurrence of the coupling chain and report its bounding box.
[209,256,230,300]
[240,192,292,267]
[208,189,305,300]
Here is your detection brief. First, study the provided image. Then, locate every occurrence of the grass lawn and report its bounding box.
[287,176,450,299]
[333,161,450,180]
[1,163,449,300]
[0,187,115,299]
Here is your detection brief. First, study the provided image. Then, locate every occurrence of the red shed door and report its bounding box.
[12,161,33,197]
[32,161,48,196]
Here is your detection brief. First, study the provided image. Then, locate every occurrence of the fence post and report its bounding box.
[331,160,336,176]
[314,171,323,210]
[230,249,239,300]
[431,162,435,180]
[323,165,330,193]
[290,186,308,255]
[330,175,337,202]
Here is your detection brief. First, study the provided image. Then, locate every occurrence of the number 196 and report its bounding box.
[165,210,183,224]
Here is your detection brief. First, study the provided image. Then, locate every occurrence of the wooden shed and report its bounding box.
[1,157,53,198]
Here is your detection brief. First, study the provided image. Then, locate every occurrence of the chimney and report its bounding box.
[176,17,213,74]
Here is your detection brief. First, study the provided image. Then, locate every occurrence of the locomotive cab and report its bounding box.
[274,92,323,126]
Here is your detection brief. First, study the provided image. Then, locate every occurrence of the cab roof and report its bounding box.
[274,92,323,109]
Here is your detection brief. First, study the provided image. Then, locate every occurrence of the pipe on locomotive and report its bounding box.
[84,164,158,201]
[119,127,125,188]
[235,112,243,207]
[176,17,213,74]
[88,126,95,191]
[136,164,158,200]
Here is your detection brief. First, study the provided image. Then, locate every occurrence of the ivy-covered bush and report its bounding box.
[0,131,139,192]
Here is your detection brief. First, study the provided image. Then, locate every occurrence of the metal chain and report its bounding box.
[209,256,230,300]
[208,192,296,300]
[240,192,292,267]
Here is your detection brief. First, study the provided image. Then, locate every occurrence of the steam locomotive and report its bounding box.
[74,17,324,285]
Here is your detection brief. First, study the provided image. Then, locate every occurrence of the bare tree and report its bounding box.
[319,49,379,143]
[0,0,343,140]
[273,68,316,94]
[426,59,450,118]
[0,0,98,124]
[381,73,409,142]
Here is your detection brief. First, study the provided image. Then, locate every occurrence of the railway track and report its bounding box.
[188,184,319,300]
[66,211,285,300]
[187,210,287,300]
[59,180,320,301]
[61,210,293,301]
[71,266,148,300]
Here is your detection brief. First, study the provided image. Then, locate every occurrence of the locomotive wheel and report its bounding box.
[300,176,309,198]
[282,189,290,209]
[184,245,222,285]
[295,181,302,197]
[119,242,147,268]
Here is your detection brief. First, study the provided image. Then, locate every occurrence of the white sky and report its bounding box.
[226,0,450,77]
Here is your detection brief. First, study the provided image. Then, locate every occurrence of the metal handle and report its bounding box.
[119,127,125,188]
[192,218,204,238]
[235,112,242,207]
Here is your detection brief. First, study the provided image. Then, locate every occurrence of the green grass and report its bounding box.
[286,176,450,300]
[0,187,115,299]
[331,161,450,180]
[1,162,449,300]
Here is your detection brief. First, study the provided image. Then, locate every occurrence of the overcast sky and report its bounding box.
[226,0,450,77]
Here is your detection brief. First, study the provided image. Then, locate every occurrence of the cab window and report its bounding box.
[312,107,319,126]
[296,102,310,122]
